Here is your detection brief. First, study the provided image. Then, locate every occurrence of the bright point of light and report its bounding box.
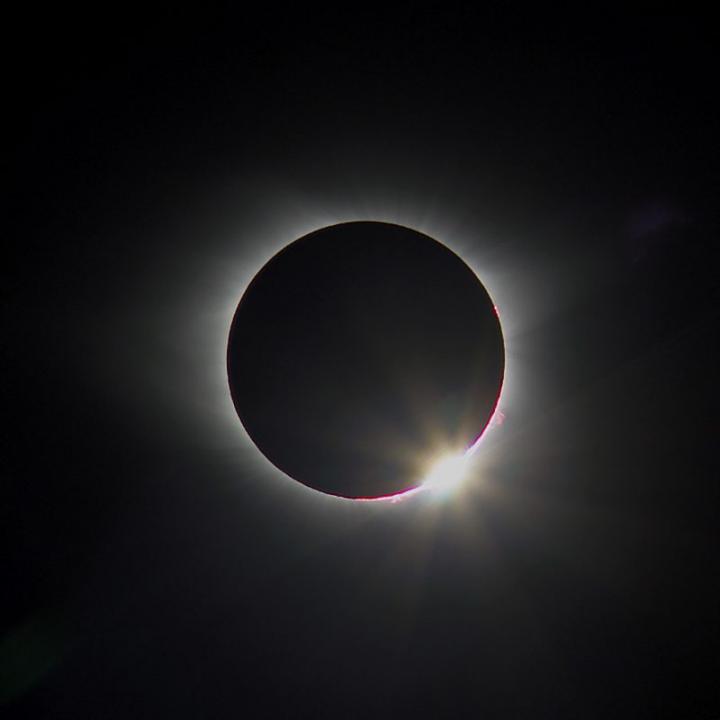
[421,451,471,496]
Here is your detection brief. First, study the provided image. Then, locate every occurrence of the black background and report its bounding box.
[5,9,719,718]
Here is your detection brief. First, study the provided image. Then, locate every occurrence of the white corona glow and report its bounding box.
[210,213,510,504]
[129,181,529,506]
[204,212,509,504]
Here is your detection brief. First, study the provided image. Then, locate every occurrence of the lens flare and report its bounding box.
[421,452,471,495]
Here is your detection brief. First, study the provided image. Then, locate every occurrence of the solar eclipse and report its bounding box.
[227,221,504,499]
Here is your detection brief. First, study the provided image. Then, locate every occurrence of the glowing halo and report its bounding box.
[112,180,531,509]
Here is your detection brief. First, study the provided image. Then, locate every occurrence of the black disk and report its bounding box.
[227,221,504,499]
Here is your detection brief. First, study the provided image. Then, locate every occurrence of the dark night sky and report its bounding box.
[5,10,719,719]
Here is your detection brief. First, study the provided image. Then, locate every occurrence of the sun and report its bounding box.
[421,451,471,496]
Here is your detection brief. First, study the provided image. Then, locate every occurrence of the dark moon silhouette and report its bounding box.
[227,221,504,499]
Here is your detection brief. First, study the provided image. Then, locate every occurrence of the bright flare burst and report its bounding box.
[421,452,471,495]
